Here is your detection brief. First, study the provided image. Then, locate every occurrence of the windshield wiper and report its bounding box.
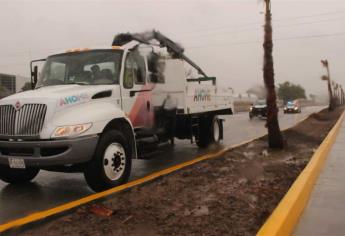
[35,82,89,89]
[67,82,90,85]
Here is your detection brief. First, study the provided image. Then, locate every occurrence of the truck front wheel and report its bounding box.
[84,130,132,192]
[0,166,39,184]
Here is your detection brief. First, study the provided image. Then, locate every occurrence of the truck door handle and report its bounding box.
[130,89,152,97]
[147,101,150,111]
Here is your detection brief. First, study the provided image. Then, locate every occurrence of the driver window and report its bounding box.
[132,52,146,84]
[50,62,66,82]
[124,54,134,89]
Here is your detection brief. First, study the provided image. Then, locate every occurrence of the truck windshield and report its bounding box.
[36,50,122,88]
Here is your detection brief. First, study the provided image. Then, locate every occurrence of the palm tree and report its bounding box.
[321,60,334,111]
[262,0,284,148]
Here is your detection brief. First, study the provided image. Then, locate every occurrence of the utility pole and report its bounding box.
[336,83,340,105]
[332,81,337,103]
[334,83,337,105]
[321,60,334,111]
[263,0,284,148]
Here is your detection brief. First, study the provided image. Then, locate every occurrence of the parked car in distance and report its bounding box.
[284,101,301,113]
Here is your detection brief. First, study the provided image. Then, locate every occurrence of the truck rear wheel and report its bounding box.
[84,130,132,192]
[196,116,222,148]
[212,117,221,143]
[0,165,39,184]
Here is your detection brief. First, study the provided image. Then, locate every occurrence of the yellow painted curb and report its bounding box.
[0,139,254,233]
[0,110,317,233]
[257,111,345,236]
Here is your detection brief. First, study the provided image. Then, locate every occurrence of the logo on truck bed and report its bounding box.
[60,93,89,106]
[193,89,211,102]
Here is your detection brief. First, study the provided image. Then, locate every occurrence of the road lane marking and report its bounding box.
[257,111,345,236]
[0,110,317,233]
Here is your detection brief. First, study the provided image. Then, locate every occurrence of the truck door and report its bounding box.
[121,51,153,128]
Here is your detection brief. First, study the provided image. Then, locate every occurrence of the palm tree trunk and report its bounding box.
[321,60,334,111]
[263,0,284,148]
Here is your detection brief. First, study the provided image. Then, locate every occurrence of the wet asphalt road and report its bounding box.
[0,106,323,224]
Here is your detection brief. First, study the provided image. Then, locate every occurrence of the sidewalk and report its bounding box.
[294,118,345,236]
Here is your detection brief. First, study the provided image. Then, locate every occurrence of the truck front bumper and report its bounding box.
[0,135,99,167]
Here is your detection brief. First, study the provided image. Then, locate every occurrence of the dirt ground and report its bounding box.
[18,108,343,236]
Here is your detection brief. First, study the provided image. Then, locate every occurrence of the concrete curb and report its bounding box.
[257,111,345,236]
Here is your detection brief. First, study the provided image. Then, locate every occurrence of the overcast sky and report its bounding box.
[0,0,345,95]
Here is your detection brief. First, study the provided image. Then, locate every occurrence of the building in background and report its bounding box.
[0,73,30,98]
[0,73,16,94]
[15,75,30,92]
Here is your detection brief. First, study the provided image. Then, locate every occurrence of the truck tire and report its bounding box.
[0,165,39,184]
[211,117,222,143]
[84,130,132,192]
[196,116,221,148]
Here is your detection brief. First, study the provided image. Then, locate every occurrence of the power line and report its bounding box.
[275,9,345,22]
[181,17,345,40]
[179,9,345,38]
[1,32,344,67]
[276,16,345,28]
[0,10,345,58]
[186,32,345,50]
[1,11,345,67]
[275,32,345,41]
[2,15,344,60]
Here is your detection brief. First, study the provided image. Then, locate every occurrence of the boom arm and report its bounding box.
[112,30,208,77]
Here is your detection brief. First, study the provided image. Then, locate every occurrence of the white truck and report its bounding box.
[0,31,233,192]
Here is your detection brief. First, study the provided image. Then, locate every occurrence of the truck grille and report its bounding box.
[0,104,47,136]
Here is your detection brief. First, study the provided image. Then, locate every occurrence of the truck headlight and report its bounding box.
[51,123,92,138]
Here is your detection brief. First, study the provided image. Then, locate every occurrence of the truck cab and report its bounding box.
[0,33,233,192]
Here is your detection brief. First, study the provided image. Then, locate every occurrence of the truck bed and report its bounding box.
[185,83,233,114]
[152,59,233,115]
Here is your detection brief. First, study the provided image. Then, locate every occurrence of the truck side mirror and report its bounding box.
[31,66,38,89]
